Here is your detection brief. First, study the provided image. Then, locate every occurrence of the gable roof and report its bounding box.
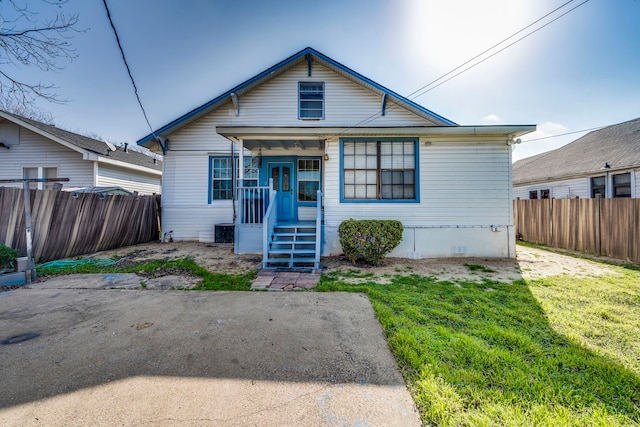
[137,47,457,146]
[0,110,161,172]
[513,117,640,185]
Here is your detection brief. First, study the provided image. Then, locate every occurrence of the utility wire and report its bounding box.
[410,0,591,99]
[405,0,577,99]
[102,0,158,140]
[339,0,590,132]
[522,125,605,142]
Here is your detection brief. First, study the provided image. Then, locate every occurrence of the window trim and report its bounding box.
[339,138,420,204]
[297,158,321,205]
[23,166,57,190]
[590,175,606,198]
[612,172,632,198]
[208,156,263,203]
[298,81,324,120]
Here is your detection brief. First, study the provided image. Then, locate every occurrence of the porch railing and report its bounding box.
[236,184,270,224]
[315,189,323,266]
[262,191,279,267]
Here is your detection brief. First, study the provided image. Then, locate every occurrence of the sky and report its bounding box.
[3,0,640,162]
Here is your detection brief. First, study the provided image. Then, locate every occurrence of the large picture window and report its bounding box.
[342,140,417,202]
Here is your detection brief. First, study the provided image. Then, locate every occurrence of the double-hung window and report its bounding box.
[613,172,631,198]
[342,139,417,202]
[211,158,234,200]
[210,157,260,202]
[298,159,320,202]
[299,82,324,119]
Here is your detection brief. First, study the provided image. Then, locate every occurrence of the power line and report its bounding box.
[339,0,590,132]
[410,0,591,99]
[522,125,605,142]
[102,0,157,140]
[405,0,577,100]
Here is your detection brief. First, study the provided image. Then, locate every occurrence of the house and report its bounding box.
[0,111,162,195]
[138,47,534,268]
[513,118,640,199]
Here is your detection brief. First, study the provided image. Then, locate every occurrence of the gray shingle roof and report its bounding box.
[513,117,640,185]
[1,111,162,172]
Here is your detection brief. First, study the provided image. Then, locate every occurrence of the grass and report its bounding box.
[36,256,255,291]
[318,266,640,426]
[464,263,496,273]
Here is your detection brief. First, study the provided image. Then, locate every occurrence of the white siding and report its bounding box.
[160,152,234,241]
[514,177,591,199]
[323,138,516,257]
[96,164,161,195]
[159,60,518,257]
[0,127,94,189]
[168,62,435,152]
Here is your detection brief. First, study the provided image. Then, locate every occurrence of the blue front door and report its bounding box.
[269,162,294,221]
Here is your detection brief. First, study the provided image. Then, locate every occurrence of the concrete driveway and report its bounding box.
[0,275,421,426]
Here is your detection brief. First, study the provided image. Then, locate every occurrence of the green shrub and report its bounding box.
[338,219,403,266]
[0,244,19,271]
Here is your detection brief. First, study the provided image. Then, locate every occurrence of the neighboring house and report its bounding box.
[138,47,534,267]
[0,111,162,194]
[513,118,640,200]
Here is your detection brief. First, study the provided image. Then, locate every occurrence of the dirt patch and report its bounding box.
[85,242,261,275]
[83,241,618,285]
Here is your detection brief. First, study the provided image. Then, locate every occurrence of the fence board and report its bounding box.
[514,198,639,264]
[0,187,160,262]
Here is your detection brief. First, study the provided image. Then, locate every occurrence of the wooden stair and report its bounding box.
[263,222,320,270]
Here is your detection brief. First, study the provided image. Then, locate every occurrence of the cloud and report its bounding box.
[482,114,502,124]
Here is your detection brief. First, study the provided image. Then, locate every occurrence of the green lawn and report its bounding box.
[317,262,640,426]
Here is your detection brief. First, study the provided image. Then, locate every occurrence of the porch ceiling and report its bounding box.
[243,139,325,151]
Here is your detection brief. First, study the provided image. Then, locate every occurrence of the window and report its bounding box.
[540,189,550,199]
[591,176,606,198]
[342,140,417,201]
[613,172,631,198]
[23,166,57,190]
[241,157,260,187]
[211,158,233,200]
[298,159,320,202]
[299,82,324,119]
[529,190,538,200]
[210,157,260,202]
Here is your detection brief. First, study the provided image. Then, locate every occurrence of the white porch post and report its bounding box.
[238,138,244,185]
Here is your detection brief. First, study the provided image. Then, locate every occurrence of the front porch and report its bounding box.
[235,183,323,270]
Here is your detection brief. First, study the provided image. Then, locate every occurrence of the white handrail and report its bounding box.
[262,190,278,267]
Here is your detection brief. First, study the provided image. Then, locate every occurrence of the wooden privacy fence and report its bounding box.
[514,198,640,263]
[0,187,160,262]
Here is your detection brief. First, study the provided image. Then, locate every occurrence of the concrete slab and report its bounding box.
[0,280,421,426]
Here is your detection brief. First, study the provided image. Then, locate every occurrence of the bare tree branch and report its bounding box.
[0,0,81,108]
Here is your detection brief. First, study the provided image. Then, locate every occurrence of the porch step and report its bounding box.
[268,249,315,255]
[263,222,320,270]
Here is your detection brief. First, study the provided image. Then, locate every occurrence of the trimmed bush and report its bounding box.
[338,219,403,266]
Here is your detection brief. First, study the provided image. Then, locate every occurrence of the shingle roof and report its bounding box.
[1,111,162,172]
[513,117,640,185]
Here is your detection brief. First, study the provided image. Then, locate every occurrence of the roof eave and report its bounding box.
[137,47,458,146]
